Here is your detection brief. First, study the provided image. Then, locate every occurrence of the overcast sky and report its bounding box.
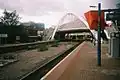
[0,0,118,28]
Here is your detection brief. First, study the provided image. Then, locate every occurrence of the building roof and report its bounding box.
[57,19,88,31]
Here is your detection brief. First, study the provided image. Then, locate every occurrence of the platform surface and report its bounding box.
[58,42,120,80]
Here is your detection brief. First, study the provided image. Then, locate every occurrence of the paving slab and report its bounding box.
[58,42,120,80]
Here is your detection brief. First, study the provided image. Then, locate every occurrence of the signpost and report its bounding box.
[0,34,8,44]
[87,3,102,66]
[97,3,101,66]
[0,34,8,38]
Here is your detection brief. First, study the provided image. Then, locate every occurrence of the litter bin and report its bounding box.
[109,31,120,58]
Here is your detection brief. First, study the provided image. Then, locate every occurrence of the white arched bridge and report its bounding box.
[50,13,91,40]
[45,13,110,41]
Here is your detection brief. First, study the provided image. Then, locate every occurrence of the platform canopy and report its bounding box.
[84,10,107,30]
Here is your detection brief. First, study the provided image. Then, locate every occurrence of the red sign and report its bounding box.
[84,10,107,30]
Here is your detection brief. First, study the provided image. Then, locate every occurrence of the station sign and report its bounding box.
[0,34,8,38]
[16,36,20,40]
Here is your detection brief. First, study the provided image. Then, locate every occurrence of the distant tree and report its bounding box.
[0,9,21,26]
[116,1,120,9]
[22,21,45,31]
[116,1,120,26]
[35,23,45,30]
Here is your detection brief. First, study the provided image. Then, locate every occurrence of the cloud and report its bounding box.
[0,0,67,16]
[0,0,117,16]
[0,0,118,26]
[0,0,23,12]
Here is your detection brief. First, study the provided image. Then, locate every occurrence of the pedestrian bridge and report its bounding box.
[50,13,91,40]
[46,13,109,41]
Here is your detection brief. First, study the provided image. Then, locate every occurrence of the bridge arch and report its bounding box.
[51,13,91,40]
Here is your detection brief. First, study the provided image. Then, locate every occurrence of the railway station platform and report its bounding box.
[42,41,120,80]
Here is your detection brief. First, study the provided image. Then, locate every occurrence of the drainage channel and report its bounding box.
[19,41,83,80]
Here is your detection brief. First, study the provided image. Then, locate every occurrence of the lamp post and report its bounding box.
[97,3,101,66]
[90,3,101,66]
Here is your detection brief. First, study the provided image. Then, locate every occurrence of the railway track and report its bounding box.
[19,41,83,80]
[0,41,56,54]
